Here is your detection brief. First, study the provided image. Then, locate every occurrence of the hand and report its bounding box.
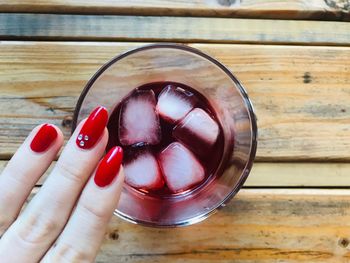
[0,106,124,263]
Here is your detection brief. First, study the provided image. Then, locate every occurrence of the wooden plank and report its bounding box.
[100,189,350,262]
[0,0,349,21]
[17,188,350,262]
[1,14,350,46]
[247,163,350,187]
[2,161,350,187]
[0,42,350,161]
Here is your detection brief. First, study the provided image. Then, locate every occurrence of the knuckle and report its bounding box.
[50,243,93,263]
[55,161,84,184]
[16,214,61,245]
[78,201,110,224]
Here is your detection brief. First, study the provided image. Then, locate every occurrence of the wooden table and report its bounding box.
[1,1,350,262]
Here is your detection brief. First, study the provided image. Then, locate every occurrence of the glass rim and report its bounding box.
[72,43,258,227]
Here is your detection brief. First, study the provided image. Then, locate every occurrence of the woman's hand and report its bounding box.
[0,106,124,262]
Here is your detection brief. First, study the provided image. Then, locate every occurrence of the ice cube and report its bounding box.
[173,108,219,156]
[124,149,164,190]
[159,142,205,193]
[119,90,161,146]
[156,85,196,123]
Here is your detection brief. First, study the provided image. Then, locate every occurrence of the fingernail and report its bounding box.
[76,106,108,149]
[94,146,123,187]
[30,124,58,153]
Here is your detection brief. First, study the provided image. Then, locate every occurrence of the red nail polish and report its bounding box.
[94,146,123,187]
[76,106,108,149]
[30,124,58,153]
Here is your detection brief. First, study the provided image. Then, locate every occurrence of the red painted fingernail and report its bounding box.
[76,106,108,149]
[30,124,58,153]
[94,146,123,187]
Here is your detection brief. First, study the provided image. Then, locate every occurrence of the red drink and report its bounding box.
[107,82,225,197]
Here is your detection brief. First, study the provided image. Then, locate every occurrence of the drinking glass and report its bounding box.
[73,44,257,227]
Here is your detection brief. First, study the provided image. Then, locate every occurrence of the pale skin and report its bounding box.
[0,119,124,262]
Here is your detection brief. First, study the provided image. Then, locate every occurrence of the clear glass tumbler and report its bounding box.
[73,44,257,227]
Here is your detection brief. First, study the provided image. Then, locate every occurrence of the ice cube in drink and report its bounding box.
[124,146,164,190]
[173,108,219,157]
[119,89,161,146]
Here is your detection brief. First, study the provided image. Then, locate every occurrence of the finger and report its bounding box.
[0,106,108,262]
[42,147,124,263]
[0,124,63,235]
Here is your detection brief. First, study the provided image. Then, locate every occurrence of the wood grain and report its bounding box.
[3,161,349,187]
[0,0,349,21]
[16,188,350,262]
[1,14,350,46]
[0,42,349,161]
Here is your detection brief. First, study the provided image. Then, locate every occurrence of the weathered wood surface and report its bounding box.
[1,2,348,262]
[0,42,349,161]
[1,14,350,46]
[14,188,348,262]
[2,161,350,187]
[0,0,349,21]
